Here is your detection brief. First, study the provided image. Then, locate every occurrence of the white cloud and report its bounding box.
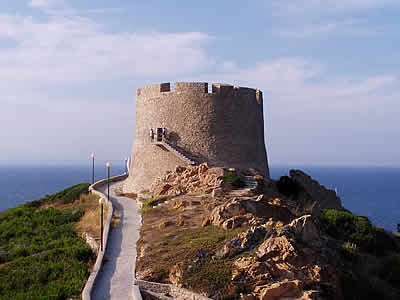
[0,13,212,95]
[208,59,400,166]
[29,0,64,9]
[273,0,399,14]
[278,19,375,38]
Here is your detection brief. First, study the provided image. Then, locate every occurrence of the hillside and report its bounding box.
[0,183,101,299]
[135,163,400,299]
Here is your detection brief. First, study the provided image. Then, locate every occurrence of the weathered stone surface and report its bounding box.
[289,215,320,245]
[149,163,225,197]
[256,279,303,299]
[289,170,343,211]
[169,264,185,287]
[125,82,270,193]
[257,235,297,261]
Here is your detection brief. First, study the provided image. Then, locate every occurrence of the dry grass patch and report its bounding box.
[74,193,108,240]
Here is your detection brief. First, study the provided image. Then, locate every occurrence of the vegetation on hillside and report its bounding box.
[220,171,244,188]
[319,209,400,299]
[0,183,96,300]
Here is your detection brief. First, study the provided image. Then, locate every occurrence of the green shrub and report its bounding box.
[25,183,90,208]
[319,209,398,255]
[379,255,400,286]
[220,172,244,188]
[140,195,168,212]
[0,184,94,299]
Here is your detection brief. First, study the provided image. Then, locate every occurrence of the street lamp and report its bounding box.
[106,162,111,201]
[90,153,96,184]
[99,197,105,252]
[124,158,128,174]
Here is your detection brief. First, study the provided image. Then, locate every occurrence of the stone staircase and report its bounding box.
[242,175,258,190]
[228,175,259,197]
[152,140,196,165]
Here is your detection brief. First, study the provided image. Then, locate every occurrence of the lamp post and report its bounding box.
[106,162,111,201]
[90,153,96,184]
[99,197,104,251]
[124,158,128,174]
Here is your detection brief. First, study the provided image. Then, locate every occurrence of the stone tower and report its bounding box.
[124,82,269,193]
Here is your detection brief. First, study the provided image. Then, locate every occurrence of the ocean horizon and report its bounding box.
[0,164,398,232]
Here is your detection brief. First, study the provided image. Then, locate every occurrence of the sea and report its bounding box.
[0,165,399,232]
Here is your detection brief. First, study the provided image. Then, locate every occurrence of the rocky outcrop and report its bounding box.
[138,167,348,299]
[289,169,343,212]
[150,163,224,197]
[205,197,293,229]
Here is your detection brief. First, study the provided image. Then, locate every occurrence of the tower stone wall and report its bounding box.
[124,82,269,193]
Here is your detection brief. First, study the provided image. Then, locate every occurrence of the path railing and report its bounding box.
[151,140,196,165]
[81,174,128,300]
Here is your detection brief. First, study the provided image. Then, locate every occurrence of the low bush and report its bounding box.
[140,196,168,212]
[25,183,90,208]
[220,172,244,188]
[319,209,398,255]
[0,183,94,299]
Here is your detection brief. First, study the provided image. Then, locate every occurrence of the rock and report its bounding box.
[256,279,303,299]
[217,226,267,258]
[193,248,207,263]
[201,217,211,227]
[176,215,184,226]
[289,170,343,211]
[257,235,297,262]
[169,263,185,287]
[211,187,223,198]
[153,183,172,196]
[289,215,321,245]
[222,214,255,230]
[208,199,245,226]
[239,199,293,224]
[175,166,186,173]
[198,162,209,174]
[158,219,171,230]
[232,257,272,284]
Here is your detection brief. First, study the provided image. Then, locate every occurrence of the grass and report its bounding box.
[138,225,248,297]
[219,172,244,188]
[139,195,168,212]
[74,193,107,237]
[0,183,96,299]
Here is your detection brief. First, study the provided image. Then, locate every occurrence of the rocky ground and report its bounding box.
[135,163,399,300]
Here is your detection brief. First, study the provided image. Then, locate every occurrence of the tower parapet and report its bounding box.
[125,82,269,192]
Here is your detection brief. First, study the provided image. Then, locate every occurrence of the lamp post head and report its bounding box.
[99,197,105,204]
[106,162,111,168]
[91,153,96,158]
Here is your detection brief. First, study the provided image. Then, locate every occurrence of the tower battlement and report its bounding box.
[136,82,262,104]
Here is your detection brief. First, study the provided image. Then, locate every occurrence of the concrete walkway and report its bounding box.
[91,181,141,300]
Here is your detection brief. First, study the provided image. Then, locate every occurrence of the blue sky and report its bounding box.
[1,0,399,167]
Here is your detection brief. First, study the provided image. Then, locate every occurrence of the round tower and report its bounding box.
[124,82,269,193]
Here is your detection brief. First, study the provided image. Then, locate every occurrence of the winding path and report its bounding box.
[91,181,141,300]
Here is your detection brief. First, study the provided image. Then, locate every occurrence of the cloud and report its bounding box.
[278,19,375,38]
[272,0,399,14]
[29,0,64,9]
[0,12,212,97]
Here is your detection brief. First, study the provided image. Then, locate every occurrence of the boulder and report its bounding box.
[153,183,172,196]
[257,235,297,262]
[289,170,343,211]
[256,279,303,299]
[289,215,321,245]
[169,263,185,287]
